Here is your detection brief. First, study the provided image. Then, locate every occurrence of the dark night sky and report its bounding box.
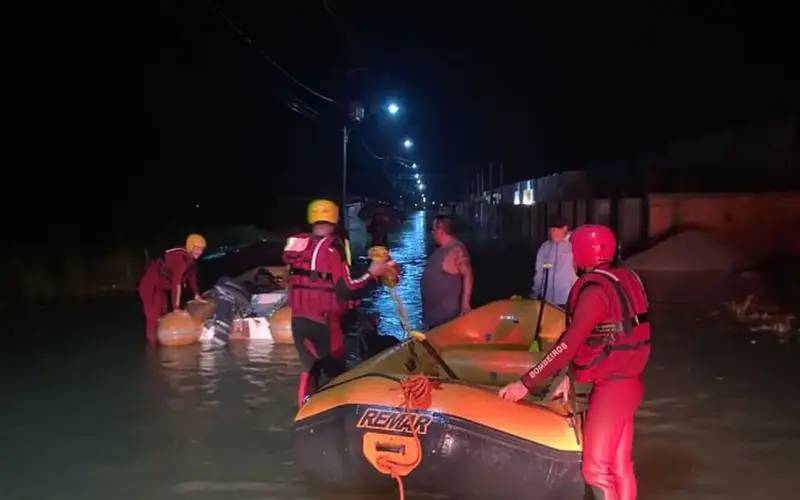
[138,0,795,232]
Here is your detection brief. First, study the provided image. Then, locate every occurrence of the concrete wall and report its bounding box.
[535,170,593,202]
[648,192,800,258]
[618,198,644,253]
[464,191,800,261]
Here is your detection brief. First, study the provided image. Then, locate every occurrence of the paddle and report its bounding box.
[529,263,553,353]
[408,330,459,380]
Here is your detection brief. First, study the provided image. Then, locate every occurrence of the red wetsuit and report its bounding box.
[137,248,199,343]
[520,265,651,500]
[283,233,377,407]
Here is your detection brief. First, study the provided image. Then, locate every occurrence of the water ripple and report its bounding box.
[361,211,429,339]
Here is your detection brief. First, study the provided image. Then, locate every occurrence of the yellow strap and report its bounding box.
[344,238,352,266]
[409,330,427,342]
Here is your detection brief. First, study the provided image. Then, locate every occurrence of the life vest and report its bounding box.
[283,233,342,317]
[142,247,194,288]
[160,248,194,280]
[566,267,651,383]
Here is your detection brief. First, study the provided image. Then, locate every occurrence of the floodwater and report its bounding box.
[2,212,799,500]
[359,211,429,337]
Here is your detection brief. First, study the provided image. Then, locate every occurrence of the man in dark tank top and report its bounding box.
[421,215,474,328]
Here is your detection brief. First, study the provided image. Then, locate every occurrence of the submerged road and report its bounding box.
[1,212,798,499]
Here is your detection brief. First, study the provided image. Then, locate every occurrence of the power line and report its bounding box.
[208,1,337,104]
[288,96,321,122]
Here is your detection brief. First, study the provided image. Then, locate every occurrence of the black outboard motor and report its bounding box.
[243,267,279,294]
[202,277,251,349]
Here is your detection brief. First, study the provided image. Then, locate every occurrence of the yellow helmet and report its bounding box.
[185,233,207,252]
[307,199,339,224]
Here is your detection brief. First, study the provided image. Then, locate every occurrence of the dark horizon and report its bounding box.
[20,0,800,245]
[146,2,796,193]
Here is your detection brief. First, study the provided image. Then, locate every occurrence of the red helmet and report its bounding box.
[570,224,617,269]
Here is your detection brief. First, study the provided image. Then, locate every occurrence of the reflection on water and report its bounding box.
[153,341,301,413]
[137,341,313,498]
[361,211,429,339]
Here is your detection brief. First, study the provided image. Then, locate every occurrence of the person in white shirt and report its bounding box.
[530,214,577,307]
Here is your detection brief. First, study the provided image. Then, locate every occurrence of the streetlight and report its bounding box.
[403,138,413,149]
[412,163,418,169]
[387,102,400,115]
[414,173,419,179]
[419,184,425,191]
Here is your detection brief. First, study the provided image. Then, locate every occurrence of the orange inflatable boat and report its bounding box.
[293,298,587,499]
[158,266,291,347]
[156,311,202,347]
[266,305,293,344]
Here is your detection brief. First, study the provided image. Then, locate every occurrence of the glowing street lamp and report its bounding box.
[403,138,413,149]
[387,102,400,115]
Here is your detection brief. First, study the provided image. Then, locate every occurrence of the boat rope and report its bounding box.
[378,374,441,500]
[387,287,413,337]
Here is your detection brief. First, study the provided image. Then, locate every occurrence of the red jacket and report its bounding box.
[520,266,651,389]
[142,248,199,309]
[283,233,376,323]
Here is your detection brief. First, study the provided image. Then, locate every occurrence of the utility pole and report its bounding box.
[489,162,494,203]
[342,125,349,230]
[499,162,504,203]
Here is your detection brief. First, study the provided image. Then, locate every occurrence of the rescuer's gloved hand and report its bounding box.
[368,246,399,286]
[367,260,389,278]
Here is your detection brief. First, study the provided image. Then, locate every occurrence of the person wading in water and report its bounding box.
[421,215,474,328]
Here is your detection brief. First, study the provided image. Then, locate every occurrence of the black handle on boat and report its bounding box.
[410,331,460,380]
[531,264,553,351]
[543,365,583,446]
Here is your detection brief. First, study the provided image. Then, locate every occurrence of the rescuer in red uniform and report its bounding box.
[500,224,651,500]
[283,199,390,407]
[137,234,208,343]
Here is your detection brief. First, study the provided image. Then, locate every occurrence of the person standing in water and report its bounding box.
[421,215,474,328]
[500,224,651,500]
[283,199,390,407]
[137,234,208,344]
[530,214,577,308]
